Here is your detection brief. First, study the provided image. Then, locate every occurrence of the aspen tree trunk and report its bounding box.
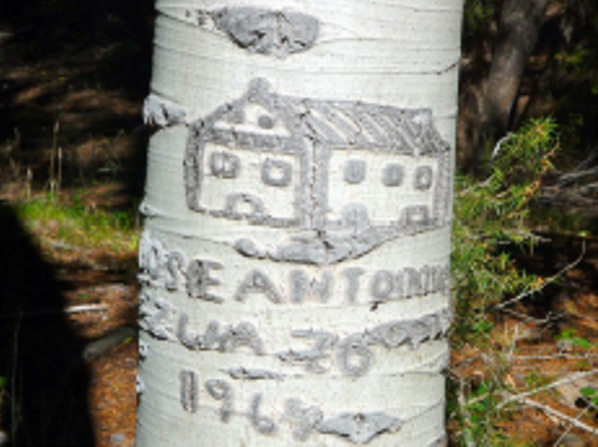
[137,1,463,446]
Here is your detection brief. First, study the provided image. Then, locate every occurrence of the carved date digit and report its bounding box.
[336,334,374,378]
[205,379,234,422]
[179,370,199,413]
[284,398,323,441]
[279,330,338,373]
[248,393,277,435]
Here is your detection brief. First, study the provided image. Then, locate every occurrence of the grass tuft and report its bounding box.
[15,194,139,252]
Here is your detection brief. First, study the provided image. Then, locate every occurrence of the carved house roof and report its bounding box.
[194,78,450,157]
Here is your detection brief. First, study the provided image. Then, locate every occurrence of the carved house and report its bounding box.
[184,79,451,264]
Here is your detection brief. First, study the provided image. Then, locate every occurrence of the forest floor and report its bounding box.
[1,2,598,446]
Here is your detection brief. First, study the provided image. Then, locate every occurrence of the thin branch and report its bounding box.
[82,326,137,362]
[500,307,556,325]
[558,165,598,187]
[512,353,598,361]
[552,406,592,447]
[0,304,108,319]
[495,241,586,310]
[505,324,521,363]
[64,304,108,314]
[520,397,598,436]
[456,134,515,197]
[496,229,550,245]
[574,145,598,171]
[498,368,598,410]
[491,133,514,160]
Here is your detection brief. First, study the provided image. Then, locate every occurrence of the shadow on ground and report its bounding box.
[0,0,154,198]
[0,201,95,446]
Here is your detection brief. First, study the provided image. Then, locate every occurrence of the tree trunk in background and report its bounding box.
[136,1,463,446]
[483,0,549,135]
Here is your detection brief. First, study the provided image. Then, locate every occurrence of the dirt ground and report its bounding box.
[1,2,597,446]
[53,246,139,447]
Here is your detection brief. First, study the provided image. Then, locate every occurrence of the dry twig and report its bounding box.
[552,406,592,447]
[498,368,598,410]
[495,241,586,310]
[520,397,598,436]
[64,303,108,314]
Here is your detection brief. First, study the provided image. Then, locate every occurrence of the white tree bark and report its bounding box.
[137,1,463,446]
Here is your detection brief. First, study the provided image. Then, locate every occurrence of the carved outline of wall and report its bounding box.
[184,79,452,264]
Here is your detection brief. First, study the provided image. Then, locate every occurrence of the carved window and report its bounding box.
[261,158,292,187]
[344,159,366,184]
[258,114,275,129]
[382,163,404,187]
[210,151,241,179]
[414,165,433,190]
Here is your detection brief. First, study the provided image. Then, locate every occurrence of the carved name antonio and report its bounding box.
[138,231,450,305]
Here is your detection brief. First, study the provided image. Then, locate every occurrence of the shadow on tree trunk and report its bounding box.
[0,202,94,446]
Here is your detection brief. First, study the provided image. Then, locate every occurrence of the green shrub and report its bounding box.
[452,118,559,343]
[450,118,559,446]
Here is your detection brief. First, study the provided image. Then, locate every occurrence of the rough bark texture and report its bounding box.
[136,1,463,446]
[483,0,549,134]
